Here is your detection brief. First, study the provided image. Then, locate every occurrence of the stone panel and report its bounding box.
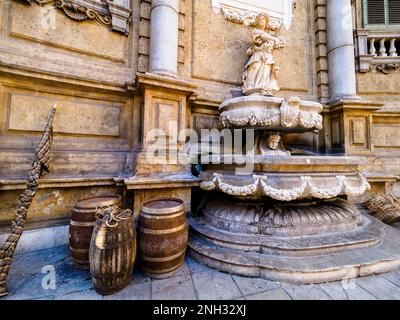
[372,124,400,149]
[0,1,138,87]
[350,118,367,146]
[357,72,400,96]
[9,3,127,62]
[331,117,341,147]
[0,186,120,225]
[143,89,187,148]
[8,94,121,137]
[155,102,181,139]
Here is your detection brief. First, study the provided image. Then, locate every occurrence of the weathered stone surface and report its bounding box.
[191,271,242,300]
[232,275,280,296]
[283,285,331,300]
[8,95,121,137]
[356,275,400,300]
[0,186,120,225]
[103,282,151,300]
[319,282,377,300]
[152,275,197,300]
[244,288,292,300]
[2,246,400,300]
[10,2,127,60]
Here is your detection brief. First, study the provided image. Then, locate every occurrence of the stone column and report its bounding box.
[326,0,359,101]
[149,0,179,77]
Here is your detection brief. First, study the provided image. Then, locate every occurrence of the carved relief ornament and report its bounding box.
[370,63,400,74]
[212,0,296,30]
[15,0,131,35]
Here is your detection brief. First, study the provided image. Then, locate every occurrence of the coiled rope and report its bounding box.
[95,205,132,228]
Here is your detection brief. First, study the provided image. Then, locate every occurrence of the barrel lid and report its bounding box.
[76,195,122,209]
[141,198,184,215]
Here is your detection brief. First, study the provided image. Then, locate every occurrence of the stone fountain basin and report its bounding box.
[219,96,323,132]
[199,155,370,201]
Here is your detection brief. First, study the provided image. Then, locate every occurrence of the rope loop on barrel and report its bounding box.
[95,205,132,228]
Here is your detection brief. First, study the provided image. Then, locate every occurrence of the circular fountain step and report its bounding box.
[189,211,383,256]
[188,216,400,284]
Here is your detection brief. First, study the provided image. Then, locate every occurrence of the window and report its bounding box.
[363,0,400,27]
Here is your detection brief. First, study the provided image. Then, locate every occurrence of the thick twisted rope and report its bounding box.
[0,105,57,297]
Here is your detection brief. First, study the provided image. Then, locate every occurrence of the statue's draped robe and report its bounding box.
[242,29,280,95]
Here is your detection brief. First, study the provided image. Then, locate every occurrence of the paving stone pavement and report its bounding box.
[2,245,400,300]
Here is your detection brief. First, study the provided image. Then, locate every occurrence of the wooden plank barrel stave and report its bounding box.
[138,198,188,279]
[68,195,122,269]
[89,214,136,296]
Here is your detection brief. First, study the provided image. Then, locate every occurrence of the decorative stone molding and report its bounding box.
[211,0,296,30]
[199,173,371,201]
[355,30,400,73]
[371,63,400,74]
[202,197,361,237]
[56,0,111,25]
[15,0,131,35]
[219,96,323,131]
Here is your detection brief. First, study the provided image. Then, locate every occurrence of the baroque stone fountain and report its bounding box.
[188,12,400,284]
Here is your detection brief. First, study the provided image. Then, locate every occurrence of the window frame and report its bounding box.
[363,0,400,29]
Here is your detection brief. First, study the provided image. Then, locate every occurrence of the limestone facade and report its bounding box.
[0,0,399,232]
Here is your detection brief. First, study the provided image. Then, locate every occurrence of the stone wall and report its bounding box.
[323,0,400,195]
[0,0,142,227]
[1,0,400,229]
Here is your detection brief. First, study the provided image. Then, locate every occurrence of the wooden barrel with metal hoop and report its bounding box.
[90,209,136,295]
[69,195,122,269]
[138,198,188,279]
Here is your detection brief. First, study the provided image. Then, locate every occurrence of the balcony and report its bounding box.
[355,30,400,73]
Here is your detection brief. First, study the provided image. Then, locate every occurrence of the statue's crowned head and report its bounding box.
[266,132,282,150]
[254,12,270,30]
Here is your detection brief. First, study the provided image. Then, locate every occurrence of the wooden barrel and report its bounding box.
[90,215,136,295]
[138,198,188,279]
[69,195,122,269]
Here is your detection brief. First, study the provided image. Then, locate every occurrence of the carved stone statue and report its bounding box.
[242,13,285,96]
[254,131,290,156]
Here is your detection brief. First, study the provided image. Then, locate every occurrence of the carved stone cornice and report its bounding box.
[15,0,131,35]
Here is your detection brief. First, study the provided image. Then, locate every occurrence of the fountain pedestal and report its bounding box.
[188,96,400,284]
[189,153,400,283]
[188,11,400,284]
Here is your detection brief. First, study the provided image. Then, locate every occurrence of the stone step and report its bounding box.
[188,221,400,284]
[189,214,383,256]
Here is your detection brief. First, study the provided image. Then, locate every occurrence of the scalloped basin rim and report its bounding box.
[204,155,369,165]
[219,96,323,112]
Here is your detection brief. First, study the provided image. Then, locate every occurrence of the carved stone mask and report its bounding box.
[266,134,281,150]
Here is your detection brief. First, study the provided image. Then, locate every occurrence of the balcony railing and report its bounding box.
[355,30,400,73]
